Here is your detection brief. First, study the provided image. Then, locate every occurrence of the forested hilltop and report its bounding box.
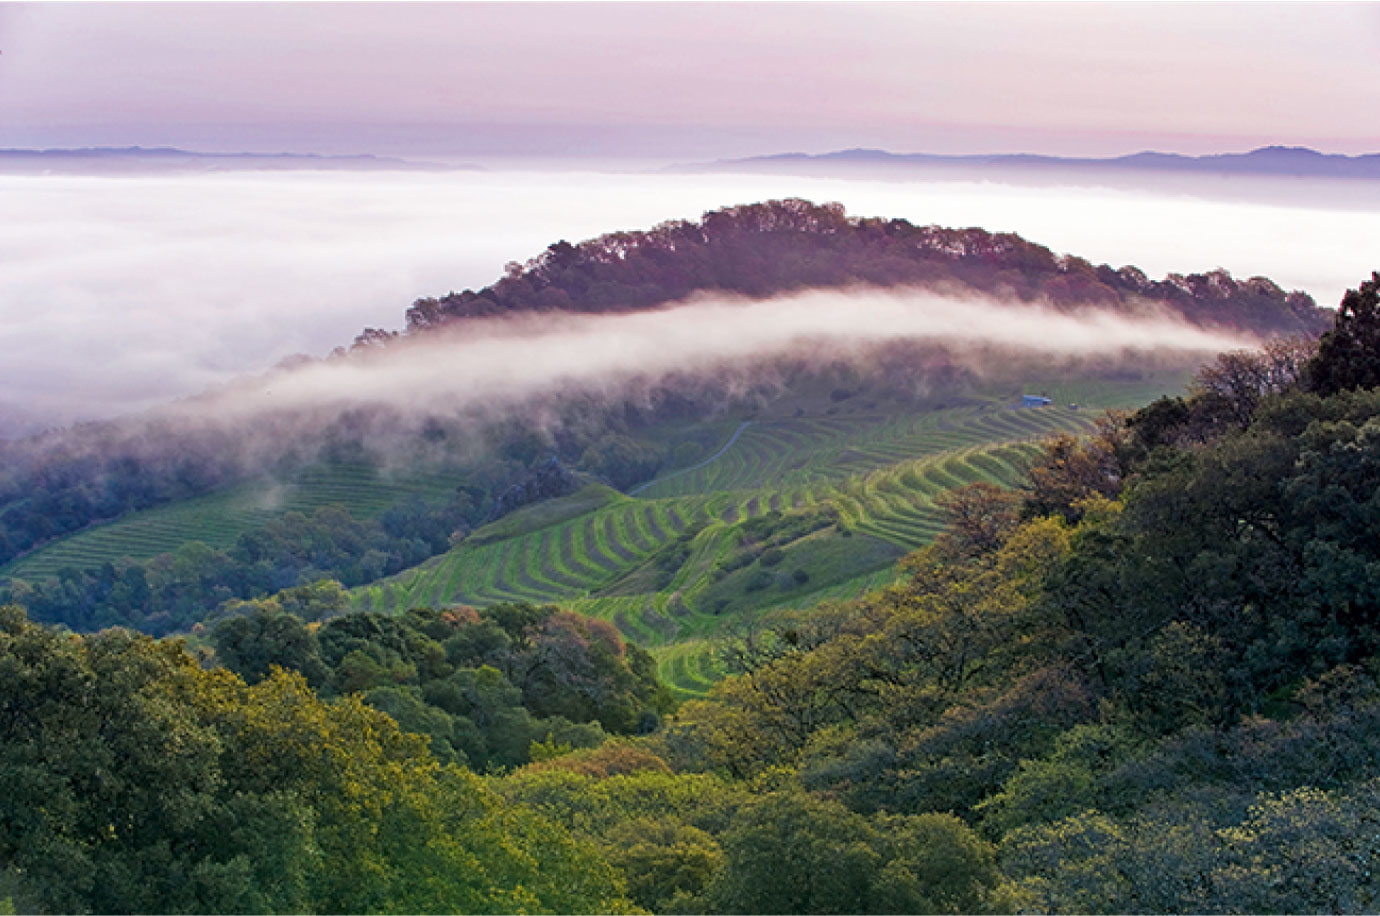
[4,273,1380,914]
[401,199,1327,337]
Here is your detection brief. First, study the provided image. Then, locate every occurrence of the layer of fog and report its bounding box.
[3,167,1377,434]
[187,288,1253,426]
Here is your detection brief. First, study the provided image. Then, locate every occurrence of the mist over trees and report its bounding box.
[405,199,1327,339]
[0,200,1325,603]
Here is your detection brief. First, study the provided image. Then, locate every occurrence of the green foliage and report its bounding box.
[1044,386,1380,720]
[1307,271,1380,397]
[998,807,1217,914]
[582,435,667,490]
[603,818,724,913]
[705,788,1002,914]
[1214,780,1380,913]
[1021,418,1129,524]
[999,780,1380,915]
[707,790,883,914]
[976,723,1142,836]
[0,605,632,914]
[211,602,673,772]
[497,762,747,910]
[211,596,331,686]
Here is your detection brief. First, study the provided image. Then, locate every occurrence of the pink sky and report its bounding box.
[1,2,1379,158]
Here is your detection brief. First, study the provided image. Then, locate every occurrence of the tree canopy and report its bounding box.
[0,604,633,914]
[405,200,1327,341]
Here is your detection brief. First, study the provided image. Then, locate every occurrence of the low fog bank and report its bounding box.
[184,287,1252,426]
[1,168,1375,434]
[0,287,1252,543]
[685,155,1380,215]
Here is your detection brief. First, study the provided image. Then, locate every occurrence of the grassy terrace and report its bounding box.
[4,372,1188,694]
[2,463,467,580]
[351,375,1184,694]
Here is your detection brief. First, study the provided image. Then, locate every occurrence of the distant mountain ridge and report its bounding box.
[679,145,1380,180]
[0,146,474,174]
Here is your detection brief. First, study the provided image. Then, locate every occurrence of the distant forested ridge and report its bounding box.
[684,144,1380,182]
[403,198,1328,338]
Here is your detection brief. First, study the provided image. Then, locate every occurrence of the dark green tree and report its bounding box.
[211,603,329,687]
[706,788,1001,914]
[1307,271,1380,396]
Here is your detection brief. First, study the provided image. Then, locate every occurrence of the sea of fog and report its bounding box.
[2,167,1377,432]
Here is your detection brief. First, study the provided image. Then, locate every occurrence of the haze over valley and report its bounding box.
[7,4,1380,914]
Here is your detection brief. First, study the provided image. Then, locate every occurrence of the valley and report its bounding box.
[2,362,1186,697]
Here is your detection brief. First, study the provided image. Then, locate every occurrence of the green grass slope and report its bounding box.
[2,463,467,580]
[4,370,1188,697]
[353,374,1186,694]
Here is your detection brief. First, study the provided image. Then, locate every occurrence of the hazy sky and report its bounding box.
[4,3,1380,436]
[2,2,1379,159]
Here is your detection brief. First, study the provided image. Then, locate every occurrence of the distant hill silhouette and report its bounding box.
[678,145,1380,181]
[0,146,474,174]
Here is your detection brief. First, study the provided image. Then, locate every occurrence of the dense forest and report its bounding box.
[4,272,1380,913]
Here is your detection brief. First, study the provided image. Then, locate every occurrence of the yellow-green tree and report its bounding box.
[0,605,632,914]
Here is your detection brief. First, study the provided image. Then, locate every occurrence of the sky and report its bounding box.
[2,2,1379,160]
[3,2,1380,435]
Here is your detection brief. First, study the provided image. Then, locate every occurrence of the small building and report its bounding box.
[1020,394,1053,408]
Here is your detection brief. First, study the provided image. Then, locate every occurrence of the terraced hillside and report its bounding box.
[354,375,1182,694]
[3,369,1188,694]
[1,463,468,580]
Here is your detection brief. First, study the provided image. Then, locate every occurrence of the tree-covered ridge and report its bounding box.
[0,199,1324,631]
[6,275,1380,913]
[639,279,1380,912]
[0,405,574,579]
[0,404,661,611]
[404,198,1327,338]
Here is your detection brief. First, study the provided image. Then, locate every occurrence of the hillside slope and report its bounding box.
[353,375,1185,694]
[0,199,1310,642]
